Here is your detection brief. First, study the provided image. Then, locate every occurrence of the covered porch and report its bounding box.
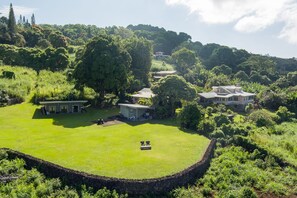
[39,100,87,115]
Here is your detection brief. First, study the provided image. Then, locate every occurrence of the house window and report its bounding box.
[234,96,239,101]
[61,105,68,113]
[49,106,56,113]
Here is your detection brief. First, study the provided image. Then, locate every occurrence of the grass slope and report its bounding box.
[151,60,175,71]
[0,103,210,179]
[251,122,297,166]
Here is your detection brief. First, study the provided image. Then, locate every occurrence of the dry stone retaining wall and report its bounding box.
[2,139,216,195]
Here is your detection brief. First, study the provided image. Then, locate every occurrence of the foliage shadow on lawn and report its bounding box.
[31,107,119,128]
[124,119,198,135]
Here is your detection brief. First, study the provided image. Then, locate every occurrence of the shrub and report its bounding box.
[210,129,225,138]
[214,114,231,127]
[276,106,295,123]
[248,110,276,127]
[197,118,216,135]
[239,187,257,198]
[178,102,202,130]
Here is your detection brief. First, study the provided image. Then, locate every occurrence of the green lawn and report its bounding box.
[0,103,210,179]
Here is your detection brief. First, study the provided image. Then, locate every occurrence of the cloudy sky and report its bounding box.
[1,0,297,58]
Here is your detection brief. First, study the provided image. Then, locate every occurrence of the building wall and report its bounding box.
[120,106,130,118]
[120,106,148,120]
[44,103,84,113]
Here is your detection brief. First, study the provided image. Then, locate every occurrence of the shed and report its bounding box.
[118,103,154,120]
[39,100,87,114]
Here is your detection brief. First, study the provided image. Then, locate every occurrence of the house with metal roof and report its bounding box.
[198,85,255,110]
[131,88,155,103]
[119,88,155,120]
[39,100,87,114]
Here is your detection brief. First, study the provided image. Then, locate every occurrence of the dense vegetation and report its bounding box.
[0,150,126,197]
[173,146,297,197]
[0,66,36,106]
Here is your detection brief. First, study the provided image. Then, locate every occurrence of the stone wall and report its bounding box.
[2,139,216,195]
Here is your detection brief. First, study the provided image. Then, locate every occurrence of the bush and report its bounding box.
[214,114,231,127]
[239,187,257,198]
[178,102,202,130]
[276,106,295,123]
[210,129,225,138]
[197,118,216,135]
[248,110,276,127]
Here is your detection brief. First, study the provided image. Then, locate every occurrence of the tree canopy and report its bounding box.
[73,34,131,104]
[124,37,152,86]
[152,75,197,118]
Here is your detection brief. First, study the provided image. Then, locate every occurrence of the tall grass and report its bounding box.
[151,59,175,71]
[0,66,37,102]
[34,70,96,102]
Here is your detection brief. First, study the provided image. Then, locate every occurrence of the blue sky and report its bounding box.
[1,0,297,58]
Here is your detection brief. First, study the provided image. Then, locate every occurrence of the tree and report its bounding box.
[178,102,202,130]
[207,46,235,69]
[44,47,70,70]
[205,74,231,89]
[211,64,232,76]
[73,34,131,105]
[31,14,35,26]
[48,31,68,48]
[152,75,197,117]
[260,90,287,110]
[124,37,152,86]
[36,39,52,49]
[172,48,197,74]
[234,70,249,82]
[8,3,17,33]
[248,109,276,127]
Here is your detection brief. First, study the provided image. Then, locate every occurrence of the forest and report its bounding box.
[0,3,297,197]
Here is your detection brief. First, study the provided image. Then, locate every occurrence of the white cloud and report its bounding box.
[0,5,36,17]
[165,0,297,44]
[278,3,297,44]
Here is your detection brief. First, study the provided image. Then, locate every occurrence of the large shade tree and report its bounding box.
[73,34,131,104]
[124,37,152,86]
[152,75,197,118]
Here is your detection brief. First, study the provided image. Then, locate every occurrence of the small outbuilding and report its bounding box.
[118,103,154,121]
[39,100,87,114]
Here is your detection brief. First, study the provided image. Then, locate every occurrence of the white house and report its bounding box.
[198,85,255,110]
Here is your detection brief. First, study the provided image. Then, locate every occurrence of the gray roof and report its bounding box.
[153,70,176,75]
[39,100,87,105]
[199,91,255,99]
[131,88,155,98]
[198,92,217,99]
[118,103,154,109]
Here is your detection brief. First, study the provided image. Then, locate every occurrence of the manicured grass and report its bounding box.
[0,103,210,179]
